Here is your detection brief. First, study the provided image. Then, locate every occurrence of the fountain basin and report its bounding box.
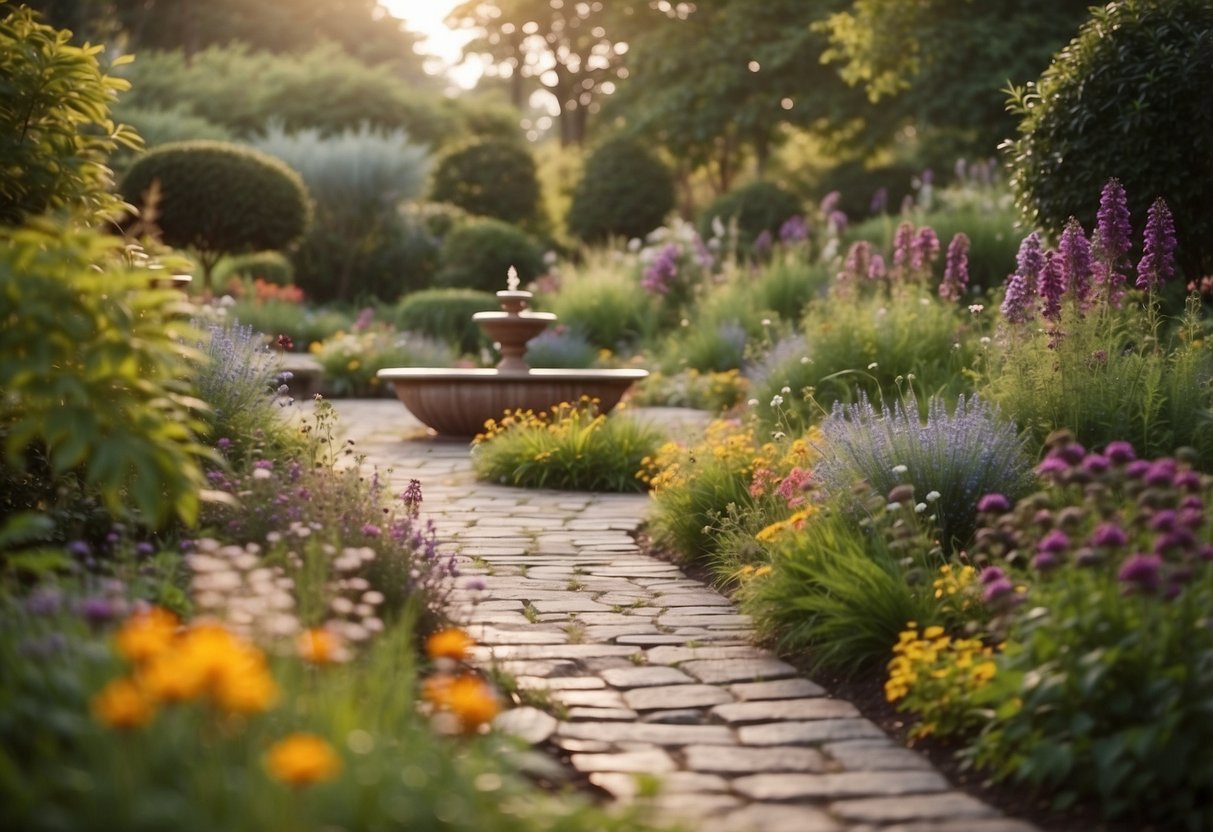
[378,367,649,437]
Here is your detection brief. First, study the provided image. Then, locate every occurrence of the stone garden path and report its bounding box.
[332,399,1038,832]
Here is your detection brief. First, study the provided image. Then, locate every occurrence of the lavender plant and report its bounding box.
[814,393,1034,553]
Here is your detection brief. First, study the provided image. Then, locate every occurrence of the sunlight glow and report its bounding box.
[381,0,482,89]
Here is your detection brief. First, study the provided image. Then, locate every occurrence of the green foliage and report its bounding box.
[120,141,311,288]
[566,137,675,242]
[965,438,1213,828]
[228,302,351,353]
[630,369,749,413]
[522,327,598,370]
[699,181,802,248]
[539,253,659,352]
[0,222,211,530]
[214,251,295,287]
[391,288,497,357]
[429,138,543,228]
[1005,0,1213,276]
[0,5,141,225]
[312,327,455,397]
[740,503,941,673]
[658,320,748,374]
[813,393,1035,554]
[472,399,663,492]
[436,218,545,294]
[250,124,429,303]
[982,299,1213,467]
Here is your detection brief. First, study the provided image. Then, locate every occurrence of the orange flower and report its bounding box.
[91,677,155,729]
[425,628,474,662]
[296,628,346,665]
[139,649,207,703]
[425,673,501,732]
[265,733,342,787]
[114,607,178,664]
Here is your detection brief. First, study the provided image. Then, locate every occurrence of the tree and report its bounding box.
[447,0,643,146]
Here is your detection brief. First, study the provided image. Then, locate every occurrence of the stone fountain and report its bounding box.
[378,268,648,437]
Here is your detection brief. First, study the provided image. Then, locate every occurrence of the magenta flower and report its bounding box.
[1090,523,1129,548]
[1000,272,1033,324]
[1015,232,1045,294]
[1136,197,1177,290]
[1038,251,1065,322]
[892,221,915,275]
[910,226,940,274]
[868,253,888,282]
[1104,441,1136,464]
[779,214,809,244]
[1081,453,1110,475]
[977,493,1011,513]
[980,565,1007,585]
[983,577,1015,604]
[1118,552,1162,593]
[843,241,872,283]
[939,232,970,301]
[1036,456,1070,477]
[1094,178,1132,302]
[1038,529,1071,554]
[1058,218,1092,306]
[1032,551,1060,572]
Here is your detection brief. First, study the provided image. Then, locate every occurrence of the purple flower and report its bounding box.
[752,229,773,257]
[216,437,232,450]
[1173,470,1202,492]
[1090,523,1129,548]
[828,210,849,235]
[1035,456,1070,477]
[977,493,1011,513]
[1032,551,1060,572]
[253,459,273,470]
[983,577,1015,604]
[892,221,915,274]
[25,588,63,616]
[842,241,872,283]
[1155,529,1196,554]
[1118,552,1162,593]
[820,191,841,216]
[1038,529,1071,554]
[464,578,487,591]
[1058,218,1092,305]
[67,540,90,558]
[1150,510,1178,532]
[1136,197,1177,290]
[1000,272,1034,324]
[910,226,940,274]
[1015,232,1045,295]
[1143,459,1178,488]
[1125,459,1151,480]
[939,233,970,302]
[1038,251,1065,322]
[779,214,809,244]
[135,542,155,556]
[1081,453,1110,475]
[868,253,888,282]
[1095,178,1133,270]
[979,565,1007,585]
[361,523,381,537]
[78,596,121,625]
[642,244,681,295]
[1104,441,1136,464]
[401,479,423,506]
[870,187,888,215]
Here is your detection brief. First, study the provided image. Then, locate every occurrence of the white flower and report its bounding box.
[867,362,879,370]
[761,318,772,327]
[886,502,901,511]
[980,336,992,346]
[747,398,759,407]
[252,468,272,480]
[925,490,941,502]
[627,237,642,252]
[770,395,784,407]
[800,356,812,364]
[780,386,791,394]
[892,464,908,475]
[968,303,985,315]
[915,502,927,513]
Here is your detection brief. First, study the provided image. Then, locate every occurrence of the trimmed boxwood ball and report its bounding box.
[121,141,311,288]
[567,137,675,242]
[699,180,802,249]
[435,217,545,294]
[392,287,498,356]
[429,138,541,227]
[1005,0,1213,277]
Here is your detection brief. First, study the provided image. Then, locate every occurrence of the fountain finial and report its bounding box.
[506,266,520,292]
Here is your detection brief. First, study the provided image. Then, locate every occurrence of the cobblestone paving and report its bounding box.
[332,399,1039,832]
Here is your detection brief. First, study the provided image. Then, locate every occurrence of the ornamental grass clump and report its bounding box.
[311,324,454,397]
[472,397,663,492]
[954,433,1213,828]
[814,393,1033,554]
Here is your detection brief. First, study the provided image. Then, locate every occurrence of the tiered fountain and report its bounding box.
[378,269,648,436]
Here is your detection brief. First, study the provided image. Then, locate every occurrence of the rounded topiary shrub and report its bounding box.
[121,141,311,288]
[392,287,498,356]
[435,218,545,294]
[428,138,541,227]
[214,250,295,286]
[699,180,803,248]
[567,137,675,242]
[1006,0,1213,277]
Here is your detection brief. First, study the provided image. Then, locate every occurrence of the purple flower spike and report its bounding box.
[1144,459,1178,488]
[1104,441,1136,464]
[1081,453,1110,475]
[977,493,1011,513]
[1150,510,1178,532]
[1090,523,1129,548]
[829,210,849,235]
[1118,552,1162,593]
[1036,456,1070,477]
[892,221,915,274]
[843,241,872,283]
[1038,529,1071,554]
[868,253,888,282]
[1095,178,1133,268]
[1032,551,1060,572]
[939,233,970,302]
[1125,459,1151,480]
[983,577,1015,604]
[1058,218,1092,305]
[753,229,773,256]
[1001,272,1034,324]
[1015,232,1045,294]
[779,214,809,244]
[979,565,1007,585]
[67,540,90,558]
[910,226,941,274]
[1136,197,1177,290]
[1038,251,1065,322]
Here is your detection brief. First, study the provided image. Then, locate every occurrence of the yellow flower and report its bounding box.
[91,676,155,729]
[114,607,178,664]
[139,649,207,703]
[266,733,342,788]
[296,628,346,665]
[211,653,280,714]
[439,674,501,732]
[426,628,475,662]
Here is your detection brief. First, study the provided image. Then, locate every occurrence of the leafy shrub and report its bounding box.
[658,320,748,373]
[813,159,919,221]
[0,5,140,225]
[227,301,351,353]
[215,251,295,287]
[814,394,1035,554]
[1005,0,1213,276]
[392,288,496,356]
[429,138,542,228]
[885,623,997,740]
[311,326,455,397]
[121,141,311,289]
[566,137,675,242]
[522,327,598,370]
[436,218,545,294]
[539,254,659,352]
[959,437,1213,827]
[699,181,802,249]
[472,399,663,492]
[250,124,429,303]
[630,369,749,413]
[0,223,210,530]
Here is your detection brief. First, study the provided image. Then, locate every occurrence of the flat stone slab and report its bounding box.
[514,675,605,691]
[571,747,677,774]
[556,720,735,746]
[683,744,828,774]
[711,698,861,724]
[728,678,827,700]
[492,706,558,744]
[623,684,735,711]
[712,804,842,832]
[823,740,936,772]
[681,658,799,685]
[566,707,640,721]
[645,645,769,664]
[552,689,627,709]
[476,643,637,660]
[601,666,696,688]
[733,770,950,801]
[738,719,887,746]
[829,792,1000,824]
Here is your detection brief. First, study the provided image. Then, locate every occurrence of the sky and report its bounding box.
[380,0,482,89]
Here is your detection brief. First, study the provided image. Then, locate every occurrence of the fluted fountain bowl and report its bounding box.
[377,367,649,437]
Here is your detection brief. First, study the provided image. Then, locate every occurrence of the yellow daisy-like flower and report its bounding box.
[426,628,475,662]
[296,628,346,665]
[266,733,342,787]
[439,674,501,732]
[91,676,155,730]
[114,607,179,664]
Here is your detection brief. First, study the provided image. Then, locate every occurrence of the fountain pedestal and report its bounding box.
[378,279,648,437]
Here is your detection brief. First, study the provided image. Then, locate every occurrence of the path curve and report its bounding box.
[333,399,1038,832]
